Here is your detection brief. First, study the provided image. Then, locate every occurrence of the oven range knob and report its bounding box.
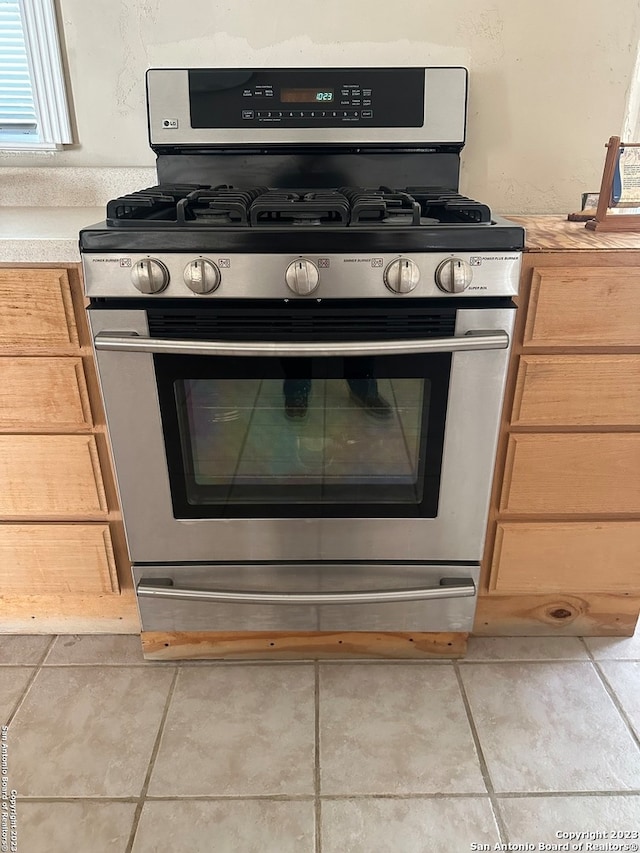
[384,258,420,293]
[435,257,473,293]
[183,259,221,294]
[131,258,169,294]
[286,258,319,296]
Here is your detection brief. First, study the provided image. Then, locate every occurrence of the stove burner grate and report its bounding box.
[105,184,208,224]
[176,186,269,226]
[407,187,492,224]
[340,186,422,226]
[105,184,493,228]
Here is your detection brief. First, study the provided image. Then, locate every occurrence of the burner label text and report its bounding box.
[342,258,383,266]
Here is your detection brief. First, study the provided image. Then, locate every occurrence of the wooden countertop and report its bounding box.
[506,215,640,252]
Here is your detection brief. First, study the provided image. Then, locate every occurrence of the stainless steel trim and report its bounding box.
[137,577,476,605]
[94,330,509,357]
[147,67,467,147]
[82,252,522,301]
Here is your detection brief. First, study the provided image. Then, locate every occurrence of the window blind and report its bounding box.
[0,0,37,141]
[0,0,72,149]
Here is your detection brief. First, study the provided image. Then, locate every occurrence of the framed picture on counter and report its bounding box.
[586,137,640,232]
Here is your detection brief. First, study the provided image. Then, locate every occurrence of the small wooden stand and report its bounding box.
[586,136,640,232]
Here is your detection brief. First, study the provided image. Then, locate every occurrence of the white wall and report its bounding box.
[6,0,640,213]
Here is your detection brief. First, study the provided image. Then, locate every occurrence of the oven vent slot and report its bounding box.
[147,309,457,342]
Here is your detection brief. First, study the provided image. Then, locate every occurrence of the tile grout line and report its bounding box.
[17,796,141,803]
[314,662,322,853]
[579,638,640,755]
[491,789,640,799]
[0,660,282,666]
[8,656,640,667]
[5,635,57,727]
[578,634,640,664]
[578,632,640,659]
[124,665,180,853]
[1,658,617,667]
[320,789,640,799]
[16,793,317,802]
[453,662,510,846]
[15,789,640,803]
[38,634,59,666]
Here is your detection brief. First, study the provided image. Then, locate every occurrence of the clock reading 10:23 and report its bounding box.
[281,88,334,103]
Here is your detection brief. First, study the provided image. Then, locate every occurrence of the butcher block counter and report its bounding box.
[1,214,639,655]
[506,214,640,251]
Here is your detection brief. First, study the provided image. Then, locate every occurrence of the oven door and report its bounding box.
[89,303,515,563]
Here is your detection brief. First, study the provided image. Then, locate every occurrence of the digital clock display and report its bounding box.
[281,88,334,103]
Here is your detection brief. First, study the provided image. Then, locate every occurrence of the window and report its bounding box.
[0,0,71,149]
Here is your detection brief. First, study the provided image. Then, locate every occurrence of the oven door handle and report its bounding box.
[136,577,476,605]
[93,330,509,357]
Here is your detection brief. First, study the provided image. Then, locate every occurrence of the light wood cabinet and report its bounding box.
[0,265,137,634]
[524,267,640,347]
[0,524,118,594]
[0,435,107,519]
[477,230,640,637]
[0,357,92,432]
[491,521,640,593]
[512,355,640,427]
[0,269,79,352]
[500,433,640,514]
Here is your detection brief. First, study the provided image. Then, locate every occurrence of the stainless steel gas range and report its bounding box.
[81,66,523,634]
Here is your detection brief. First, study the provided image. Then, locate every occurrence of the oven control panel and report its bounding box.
[147,67,467,147]
[187,69,423,129]
[84,252,521,300]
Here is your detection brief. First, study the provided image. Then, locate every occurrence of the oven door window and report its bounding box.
[155,352,450,519]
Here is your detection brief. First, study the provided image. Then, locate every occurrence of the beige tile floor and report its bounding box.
[2,628,640,852]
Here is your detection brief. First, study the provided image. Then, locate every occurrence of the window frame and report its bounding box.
[0,0,72,150]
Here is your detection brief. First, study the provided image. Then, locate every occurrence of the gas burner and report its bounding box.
[248,190,350,227]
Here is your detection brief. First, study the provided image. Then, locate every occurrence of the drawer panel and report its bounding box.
[0,357,92,432]
[501,434,640,514]
[0,523,119,594]
[512,355,640,426]
[0,435,108,519]
[491,521,640,593]
[133,563,479,632]
[524,268,640,347]
[0,269,78,352]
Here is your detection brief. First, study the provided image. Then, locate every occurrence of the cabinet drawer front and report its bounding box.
[491,521,640,593]
[501,434,640,514]
[513,355,640,426]
[0,269,78,352]
[0,523,119,594]
[0,435,107,519]
[524,268,640,347]
[0,357,93,432]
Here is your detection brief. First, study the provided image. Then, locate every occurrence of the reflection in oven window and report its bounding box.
[175,376,428,506]
[282,356,392,421]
